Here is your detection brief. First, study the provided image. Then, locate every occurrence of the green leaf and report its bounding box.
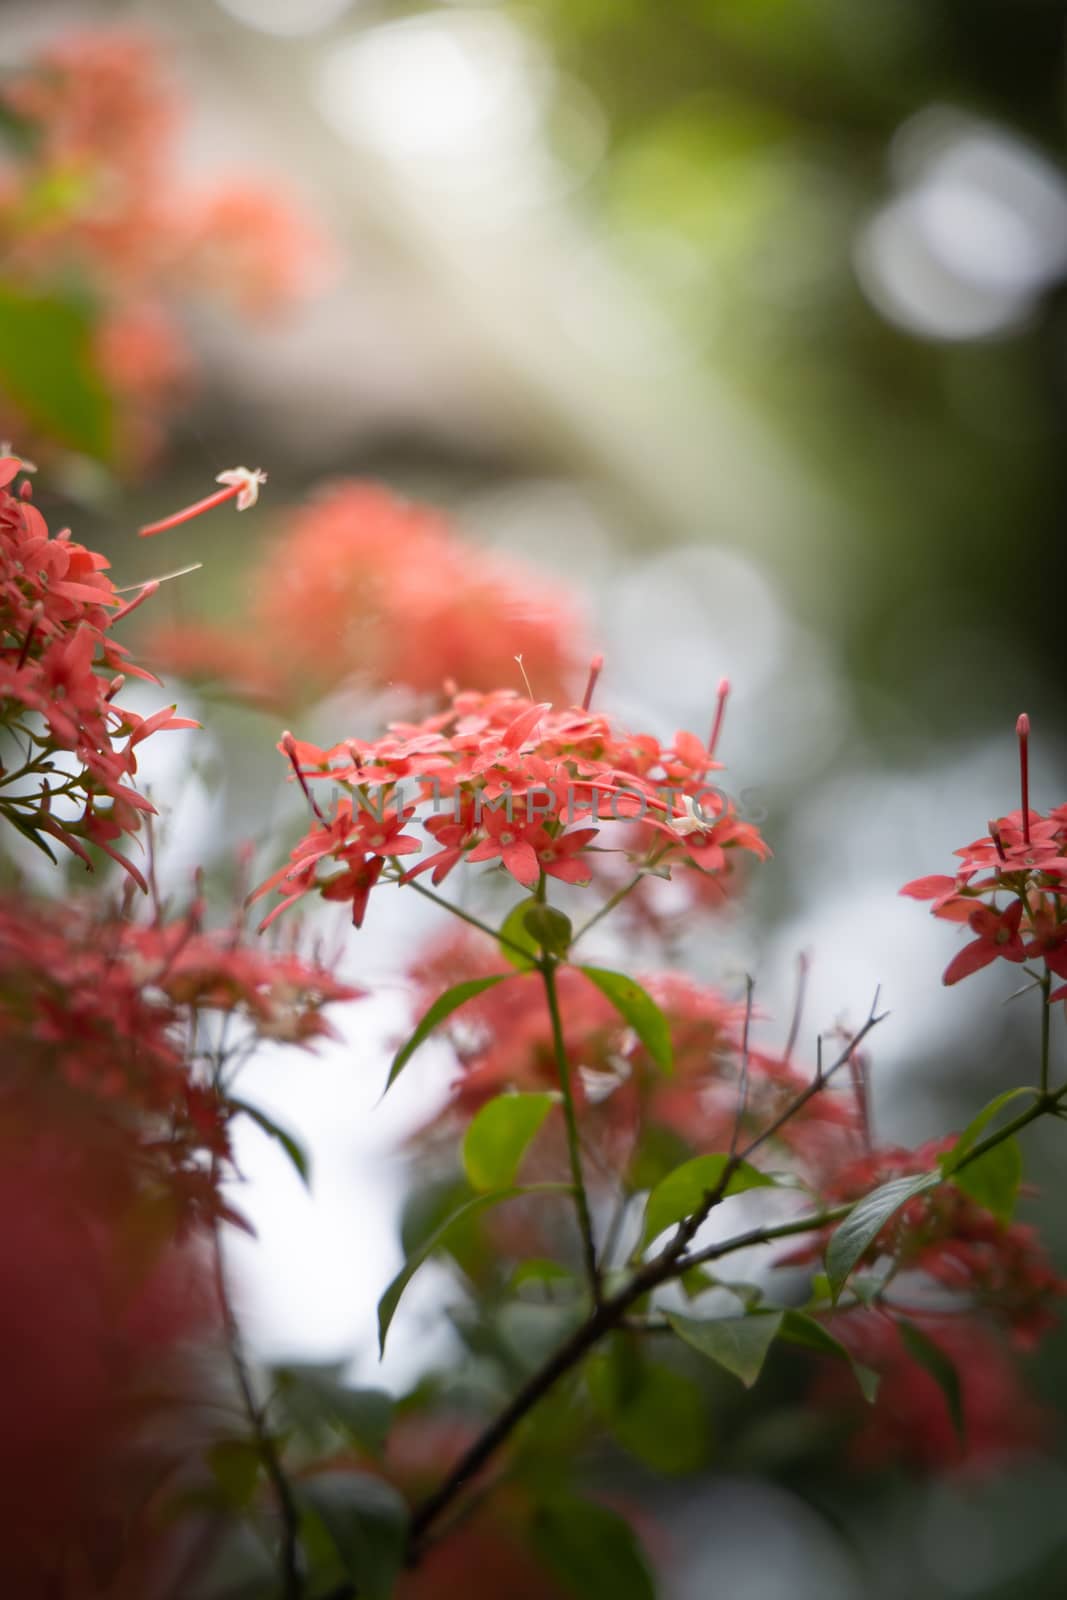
[898,1319,964,1441]
[462,1091,556,1192]
[378,1184,568,1353]
[586,1343,708,1473]
[227,1098,310,1189]
[274,1366,393,1457]
[641,1153,777,1249]
[498,897,541,969]
[626,1121,692,1192]
[524,903,573,956]
[299,1471,408,1600]
[942,1086,1038,1169]
[205,1439,261,1510]
[386,975,509,1092]
[951,1135,1022,1224]
[578,966,673,1074]
[667,1309,783,1388]
[1,806,59,864]
[0,283,113,459]
[825,1170,941,1300]
[778,1311,880,1403]
[531,1496,656,1600]
[510,1258,577,1297]
[680,1266,717,1300]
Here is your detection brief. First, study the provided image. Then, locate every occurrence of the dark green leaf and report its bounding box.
[898,1319,964,1441]
[378,1184,568,1353]
[951,1135,1022,1224]
[300,1471,408,1600]
[641,1153,777,1249]
[462,1091,556,1192]
[205,1439,261,1510]
[586,1344,708,1473]
[1,806,59,863]
[942,1086,1037,1169]
[386,975,509,1092]
[825,1171,941,1299]
[227,1098,310,1189]
[0,283,113,458]
[778,1310,879,1403]
[680,1266,717,1301]
[626,1122,692,1192]
[274,1366,393,1457]
[524,903,573,956]
[578,966,673,1073]
[667,1309,783,1388]
[531,1495,656,1600]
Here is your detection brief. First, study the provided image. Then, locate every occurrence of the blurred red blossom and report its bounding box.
[792,1137,1065,1349]
[0,888,361,1225]
[407,929,859,1185]
[814,1311,1046,1471]
[150,481,585,709]
[0,30,327,469]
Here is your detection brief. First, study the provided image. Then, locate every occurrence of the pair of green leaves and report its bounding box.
[299,1471,408,1600]
[386,922,673,1094]
[667,1307,879,1402]
[378,1178,573,1354]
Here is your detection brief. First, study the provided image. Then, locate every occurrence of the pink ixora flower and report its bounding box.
[250,680,769,931]
[943,901,1026,986]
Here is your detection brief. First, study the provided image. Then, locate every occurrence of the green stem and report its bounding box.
[407,1020,1062,1560]
[399,872,532,961]
[540,956,600,1306]
[571,846,670,948]
[1040,969,1052,1094]
[210,1211,303,1600]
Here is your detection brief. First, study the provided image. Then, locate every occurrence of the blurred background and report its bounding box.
[3,1,1067,1595]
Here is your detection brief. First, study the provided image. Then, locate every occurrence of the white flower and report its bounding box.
[664,794,709,838]
[216,466,268,511]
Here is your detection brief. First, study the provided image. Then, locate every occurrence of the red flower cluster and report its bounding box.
[409,930,858,1181]
[253,683,769,929]
[815,1311,1045,1470]
[0,30,326,467]
[902,717,1067,990]
[149,481,584,710]
[0,890,360,1224]
[804,1138,1064,1348]
[0,455,196,877]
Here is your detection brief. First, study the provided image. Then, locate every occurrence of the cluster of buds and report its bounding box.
[902,716,1067,990]
[252,678,768,928]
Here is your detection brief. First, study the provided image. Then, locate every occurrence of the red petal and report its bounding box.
[900,875,957,900]
[501,839,541,887]
[943,939,998,985]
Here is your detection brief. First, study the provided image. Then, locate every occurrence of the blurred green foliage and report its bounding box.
[520,0,1067,733]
